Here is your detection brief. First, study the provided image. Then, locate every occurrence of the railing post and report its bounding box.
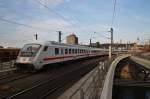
[0,60,2,70]
[80,89,84,99]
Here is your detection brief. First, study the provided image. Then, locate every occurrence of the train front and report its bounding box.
[16,43,42,70]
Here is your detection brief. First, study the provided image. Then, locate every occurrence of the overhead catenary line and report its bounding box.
[34,0,75,28]
[95,32,111,39]
[7,7,61,26]
[111,0,117,27]
[0,17,56,32]
[0,17,36,29]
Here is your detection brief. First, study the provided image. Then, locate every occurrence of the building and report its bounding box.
[66,34,78,45]
[90,43,138,50]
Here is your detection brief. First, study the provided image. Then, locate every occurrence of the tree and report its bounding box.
[96,42,100,48]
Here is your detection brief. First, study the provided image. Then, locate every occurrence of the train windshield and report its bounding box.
[20,44,41,57]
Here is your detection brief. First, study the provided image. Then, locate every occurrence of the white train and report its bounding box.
[16,41,108,70]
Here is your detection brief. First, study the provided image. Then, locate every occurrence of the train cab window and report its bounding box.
[55,48,59,55]
[43,46,48,51]
[65,49,68,54]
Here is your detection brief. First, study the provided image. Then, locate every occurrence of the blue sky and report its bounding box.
[0,0,150,47]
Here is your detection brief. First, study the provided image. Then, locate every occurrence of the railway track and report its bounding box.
[5,58,100,99]
[0,72,35,85]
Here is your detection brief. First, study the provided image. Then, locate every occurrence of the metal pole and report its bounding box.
[35,33,38,40]
[149,39,150,49]
[109,28,113,59]
[110,28,113,51]
[58,31,62,43]
[90,39,92,46]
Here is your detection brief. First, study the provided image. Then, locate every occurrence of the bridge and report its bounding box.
[58,54,150,99]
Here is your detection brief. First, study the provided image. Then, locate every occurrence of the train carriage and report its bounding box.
[16,41,107,70]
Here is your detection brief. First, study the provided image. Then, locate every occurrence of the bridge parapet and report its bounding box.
[58,55,130,99]
[100,54,131,99]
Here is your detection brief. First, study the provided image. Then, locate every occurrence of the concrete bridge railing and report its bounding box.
[58,54,131,99]
[100,54,131,99]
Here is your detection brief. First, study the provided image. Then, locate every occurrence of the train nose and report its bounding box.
[16,57,33,63]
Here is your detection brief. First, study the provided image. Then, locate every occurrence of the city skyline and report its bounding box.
[0,0,150,47]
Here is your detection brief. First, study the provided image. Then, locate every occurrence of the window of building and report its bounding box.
[55,48,59,55]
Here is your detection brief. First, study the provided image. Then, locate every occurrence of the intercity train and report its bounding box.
[16,41,108,70]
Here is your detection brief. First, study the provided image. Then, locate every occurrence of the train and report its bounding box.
[15,41,108,70]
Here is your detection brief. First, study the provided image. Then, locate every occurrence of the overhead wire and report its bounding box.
[34,0,76,28]
[0,17,59,36]
[111,0,117,27]
[0,17,37,29]
[95,32,111,39]
[1,6,65,29]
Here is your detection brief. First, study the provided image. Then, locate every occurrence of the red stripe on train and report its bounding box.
[43,53,101,61]
[43,55,73,61]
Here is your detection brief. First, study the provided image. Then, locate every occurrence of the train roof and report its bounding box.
[26,41,106,51]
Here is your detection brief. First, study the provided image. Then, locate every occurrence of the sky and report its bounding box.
[0,0,150,48]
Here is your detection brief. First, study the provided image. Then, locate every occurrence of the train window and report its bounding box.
[69,49,71,54]
[61,48,63,55]
[55,48,59,55]
[78,49,80,53]
[43,46,48,51]
[75,49,77,54]
[65,49,68,54]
